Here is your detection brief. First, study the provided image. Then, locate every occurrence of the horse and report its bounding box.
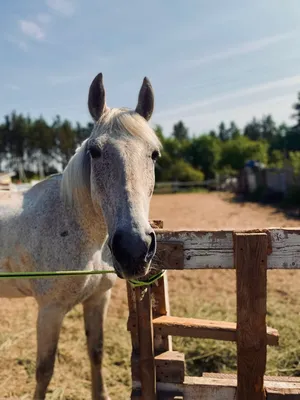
[0,72,161,400]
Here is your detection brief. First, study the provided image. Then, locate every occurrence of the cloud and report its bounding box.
[46,0,75,17]
[155,74,300,119]
[19,20,45,41]
[36,13,52,24]
[179,31,297,69]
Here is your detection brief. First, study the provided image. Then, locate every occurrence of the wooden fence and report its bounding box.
[127,221,300,399]
[154,176,238,194]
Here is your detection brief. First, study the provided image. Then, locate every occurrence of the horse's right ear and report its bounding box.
[88,72,107,121]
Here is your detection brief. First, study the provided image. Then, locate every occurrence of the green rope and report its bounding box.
[0,269,166,287]
[128,270,166,287]
[0,270,115,279]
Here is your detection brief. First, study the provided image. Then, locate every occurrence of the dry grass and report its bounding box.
[1,192,300,399]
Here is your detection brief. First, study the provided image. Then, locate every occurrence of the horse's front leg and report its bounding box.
[33,304,66,400]
[83,289,112,400]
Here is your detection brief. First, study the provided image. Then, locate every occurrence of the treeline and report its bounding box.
[1,92,300,182]
[155,92,300,182]
[0,114,93,180]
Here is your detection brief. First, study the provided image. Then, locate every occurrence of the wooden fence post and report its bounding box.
[151,272,172,354]
[127,220,166,399]
[135,286,156,400]
[234,232,268,400]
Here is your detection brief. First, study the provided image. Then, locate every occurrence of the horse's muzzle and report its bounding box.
[109,229,156,279]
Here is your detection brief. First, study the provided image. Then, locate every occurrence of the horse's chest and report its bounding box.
[78,273,115,302]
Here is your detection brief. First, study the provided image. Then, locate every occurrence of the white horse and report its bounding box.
[0,72,161,400]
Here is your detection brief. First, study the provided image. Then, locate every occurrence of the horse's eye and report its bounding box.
[151,150,160,161]
[89,146,102,159]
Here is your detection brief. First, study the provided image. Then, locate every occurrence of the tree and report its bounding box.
[261,115,277,142]
[29,116,55,178]
[186,135,221,179]
[227,121,241,140]
[218,122,229,141]
[172,121,189,141]
[52,116,77,169]
[289,151,300,175]
[1,112,31,179]
[269,149,284,168]
[291,92,300,127]
[219,136,268,171]
[154,125,164,143]
[244,118,262,141]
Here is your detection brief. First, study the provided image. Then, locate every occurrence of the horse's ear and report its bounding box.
[135,77,154,121]
[88,72,107,121]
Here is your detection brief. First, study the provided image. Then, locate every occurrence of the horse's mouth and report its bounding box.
[112,258,150,280]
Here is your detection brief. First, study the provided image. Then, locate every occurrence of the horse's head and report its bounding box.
[62,73,161,279]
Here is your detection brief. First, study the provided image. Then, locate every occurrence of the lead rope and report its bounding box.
[0,269,166,287]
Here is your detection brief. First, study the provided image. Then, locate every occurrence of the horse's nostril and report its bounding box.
[146,231,156,262]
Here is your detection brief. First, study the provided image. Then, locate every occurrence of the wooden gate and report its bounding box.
[127,221,300,399]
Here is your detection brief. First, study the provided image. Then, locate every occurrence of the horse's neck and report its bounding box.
[74,200,108,245]
[27,175,107,248]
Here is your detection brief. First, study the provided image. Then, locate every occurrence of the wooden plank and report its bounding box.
[151,272,173,353]
[153,316,279,346]
[156,230,233,269]
[128,219,163,397]
[235,233,268,400]
[135,286,156,400]
[132,377,300,400]
[155,242,184,269]
[155,228,300,269]
[132,351,185,384]
[267,228,300,270]
[156,351,185,383]
[127,283,139,350]
[203,373,300,383]
[126,281,140,396]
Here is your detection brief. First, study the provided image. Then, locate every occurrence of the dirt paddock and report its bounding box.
[1,192,300,399]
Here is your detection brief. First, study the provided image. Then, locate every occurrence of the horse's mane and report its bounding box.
[60,108,161,207]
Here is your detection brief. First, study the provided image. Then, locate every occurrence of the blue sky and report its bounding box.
[1,0,300,136]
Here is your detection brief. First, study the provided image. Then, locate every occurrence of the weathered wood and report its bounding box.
[202,374,300,399]
[132,351,185,384]
[152,315,278,346]
[203,373,300,383]
[235,233,268,400]
[155,228,300,269]
[155,351,185,383]
[127,283,139,350]
[126,281,140,396]
[155,242,184,269]
[135,286,156,400]
[128,219,164,396]
[131,377,300,400]
[151,273,173,353]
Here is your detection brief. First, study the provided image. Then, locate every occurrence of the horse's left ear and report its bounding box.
[88,72,107,121]
[135,77,154,121]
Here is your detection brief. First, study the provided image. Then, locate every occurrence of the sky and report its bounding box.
[1,0,300,136]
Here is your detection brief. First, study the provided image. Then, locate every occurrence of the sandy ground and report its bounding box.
[0,191,299,399]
